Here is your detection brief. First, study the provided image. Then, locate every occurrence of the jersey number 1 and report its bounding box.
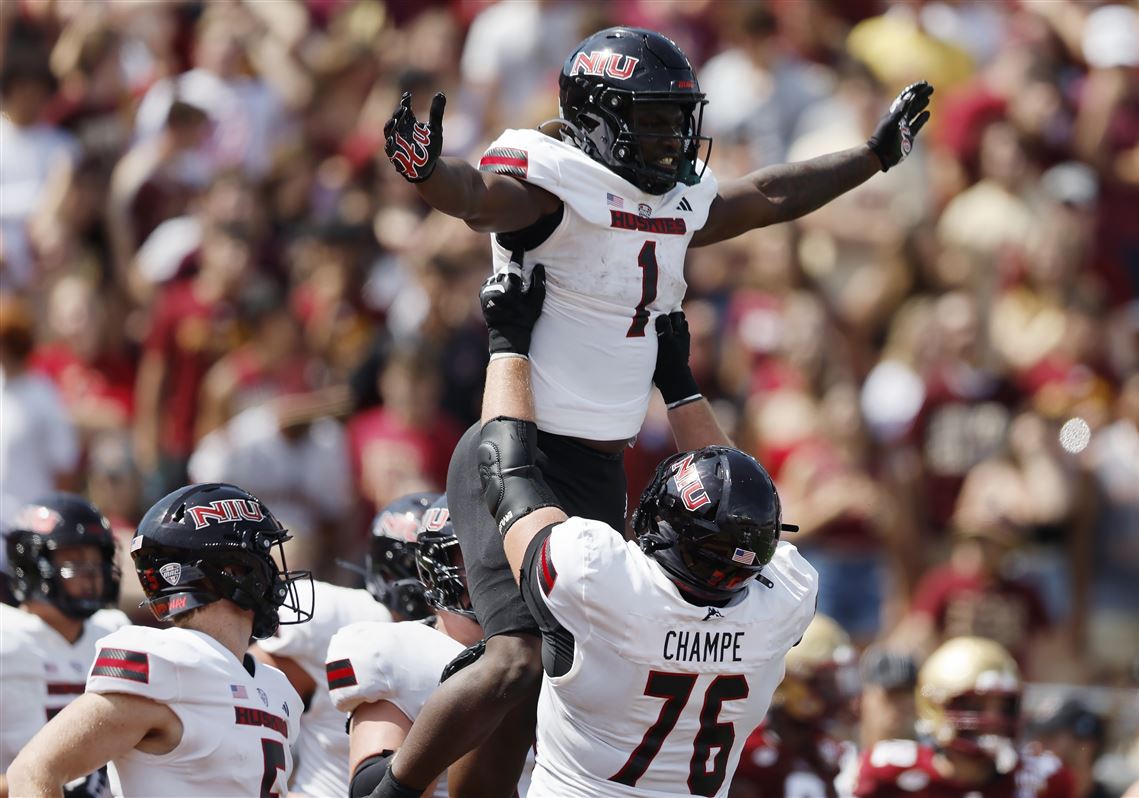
[609,670,749,796]
[626,241,659,337]
[261,738,286,798]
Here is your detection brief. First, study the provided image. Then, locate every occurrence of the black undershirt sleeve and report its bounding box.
[520,523,576,678]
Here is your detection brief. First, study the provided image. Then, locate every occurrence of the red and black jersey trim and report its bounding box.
[91,648,149,683]
[325,658,357,690]
[538,536,558,596]
[478,147,528,178]
[46,682,85,696]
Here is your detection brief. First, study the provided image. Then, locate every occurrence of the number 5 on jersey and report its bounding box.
[610,670,749,796]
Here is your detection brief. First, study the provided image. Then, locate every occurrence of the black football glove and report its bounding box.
[654,311,702,408]
[384,91,445,183]
[479,262,547,357]
[867,81,933,172]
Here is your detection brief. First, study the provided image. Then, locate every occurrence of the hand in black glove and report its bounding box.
[384,91,445,183]
[654,311,702,408]
[479,262,547,357]
[867,81,933,172]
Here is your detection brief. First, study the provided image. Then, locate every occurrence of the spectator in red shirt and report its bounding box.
[31,272,136,437]
[133,220,253,500]
[346,342,462,513]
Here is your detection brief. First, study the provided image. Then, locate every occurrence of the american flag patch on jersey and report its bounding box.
[478,147,528,177]
[731,548,757,566]
[607,192,624,209]
[91,648,149,683]
[325,659,357,690]
[230,684,248,699]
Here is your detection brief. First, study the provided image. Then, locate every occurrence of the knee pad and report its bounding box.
[478,417,559,536]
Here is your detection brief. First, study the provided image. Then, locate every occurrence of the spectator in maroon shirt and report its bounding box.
[133,220,253,500]
[892,514,1054,677]
[195,279,312,440]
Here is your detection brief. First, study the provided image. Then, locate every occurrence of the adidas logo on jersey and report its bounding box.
[675,197,693,212]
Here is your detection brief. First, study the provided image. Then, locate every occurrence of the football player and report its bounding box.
[246,495,433,796]
[369,266,818,798]
[732,614,860,798]
[853,636,1075,798]
[7,483,314,797]
[382,25,931,796]
[0,494,127,798]
[326,495,488,798]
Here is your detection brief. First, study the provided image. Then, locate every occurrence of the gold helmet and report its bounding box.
[916,637,1021,763]
[773,614,857,724]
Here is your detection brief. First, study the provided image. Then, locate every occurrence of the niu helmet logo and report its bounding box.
[423,507,450,532]
[379,513,419,543]
[389,123,433,180]
[187,499,264,529]
[671,454,711,512]
[570,51,639,80]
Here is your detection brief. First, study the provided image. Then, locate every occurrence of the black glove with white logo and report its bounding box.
[867,81,933,172]
[384,91,445,183]
[479,262,547,357]
[654,311,702,409]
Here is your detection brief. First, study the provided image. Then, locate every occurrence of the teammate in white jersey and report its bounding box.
[0,494,127,798]
[247,494,436,797]
[8,483,314,797]
[327,495,485,798]
[381,25,930,796]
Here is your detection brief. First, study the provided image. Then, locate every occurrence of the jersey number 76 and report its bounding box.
[609,670,749,796]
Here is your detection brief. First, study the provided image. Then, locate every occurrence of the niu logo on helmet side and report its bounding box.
[671,453,710,512]
[570,51,639,80]
[379,513,419,543]
[423,508,450,532]
[187,499,264,530]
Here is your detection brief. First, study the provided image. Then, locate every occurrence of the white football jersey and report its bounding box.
[526,519,818,798]
[256,580,392,797]
[479,129,719,440]
[86,625,302,797]
[0,604,129,771]
[327,621,465,798]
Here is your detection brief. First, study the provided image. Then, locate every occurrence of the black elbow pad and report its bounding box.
[478,417,560,536]
[349,751,395,798]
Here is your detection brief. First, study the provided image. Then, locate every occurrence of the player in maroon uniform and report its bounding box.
[854,637,1075,798]
[732,614,858,798]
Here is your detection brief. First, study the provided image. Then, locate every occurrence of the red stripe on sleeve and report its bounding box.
[539,538,557,596]
[94,656,149,674]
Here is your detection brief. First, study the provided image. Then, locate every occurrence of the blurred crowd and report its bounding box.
[1,0,1137,791]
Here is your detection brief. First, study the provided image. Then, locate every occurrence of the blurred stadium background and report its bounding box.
[1,0,1137,793]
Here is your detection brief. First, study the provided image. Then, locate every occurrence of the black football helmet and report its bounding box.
[633,446,796,602]
[367,491,439,620]
[131,483,312,639]
[4,493,120,619]
[557,26,711,194]
[416,495,476,621]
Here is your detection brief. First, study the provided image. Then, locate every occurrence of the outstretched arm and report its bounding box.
[383,92,560,232]
[692,81,933,247]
